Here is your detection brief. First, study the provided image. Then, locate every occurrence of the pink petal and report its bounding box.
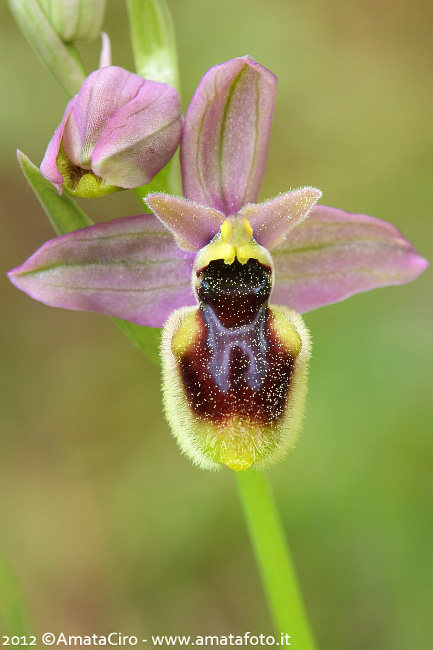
[8,215,195,328]
[181,56,277,215]
[240,187,322,249]
[99,32,111,68]
[92,80,183,188]
[63,66,145,167]
[271,205,428,312]
[145,193,225,251]
[39,107,73,193]
[40,67,146,189]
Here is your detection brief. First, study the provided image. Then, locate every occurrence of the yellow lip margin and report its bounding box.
[161,305,311,471]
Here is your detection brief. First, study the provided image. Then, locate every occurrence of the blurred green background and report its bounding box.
[1,1,432,648]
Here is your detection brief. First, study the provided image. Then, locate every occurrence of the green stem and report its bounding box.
[235,470,317,649]
[126,0,180,92]
[0,554,31,637]
[127,0,182,201]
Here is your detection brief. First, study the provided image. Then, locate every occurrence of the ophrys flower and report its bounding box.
[8,57,428,470]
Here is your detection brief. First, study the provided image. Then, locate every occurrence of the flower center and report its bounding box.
[194,216,272,273]
[56,144,121,198]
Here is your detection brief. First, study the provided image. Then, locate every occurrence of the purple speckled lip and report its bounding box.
[180,258,295,427]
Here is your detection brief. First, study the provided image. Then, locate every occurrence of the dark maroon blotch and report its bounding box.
[181,259,295,425]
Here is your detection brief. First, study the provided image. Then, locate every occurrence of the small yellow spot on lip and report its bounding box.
[171,310,199,358]
[271,308,302,356]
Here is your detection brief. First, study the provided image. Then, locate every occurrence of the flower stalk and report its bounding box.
[126,0,180,92]
[235,470,317,649]
[0,554,31,637]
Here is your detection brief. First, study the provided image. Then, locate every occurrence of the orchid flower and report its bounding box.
[8,57,427,472]
[40,65,183,198]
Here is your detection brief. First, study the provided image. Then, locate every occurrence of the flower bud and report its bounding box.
[8,0,86,96]
[38,0,106,42]
[40,66,183,198]
[161,218,311,471]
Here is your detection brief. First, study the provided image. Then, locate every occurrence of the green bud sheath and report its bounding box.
[161,218,311,471]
